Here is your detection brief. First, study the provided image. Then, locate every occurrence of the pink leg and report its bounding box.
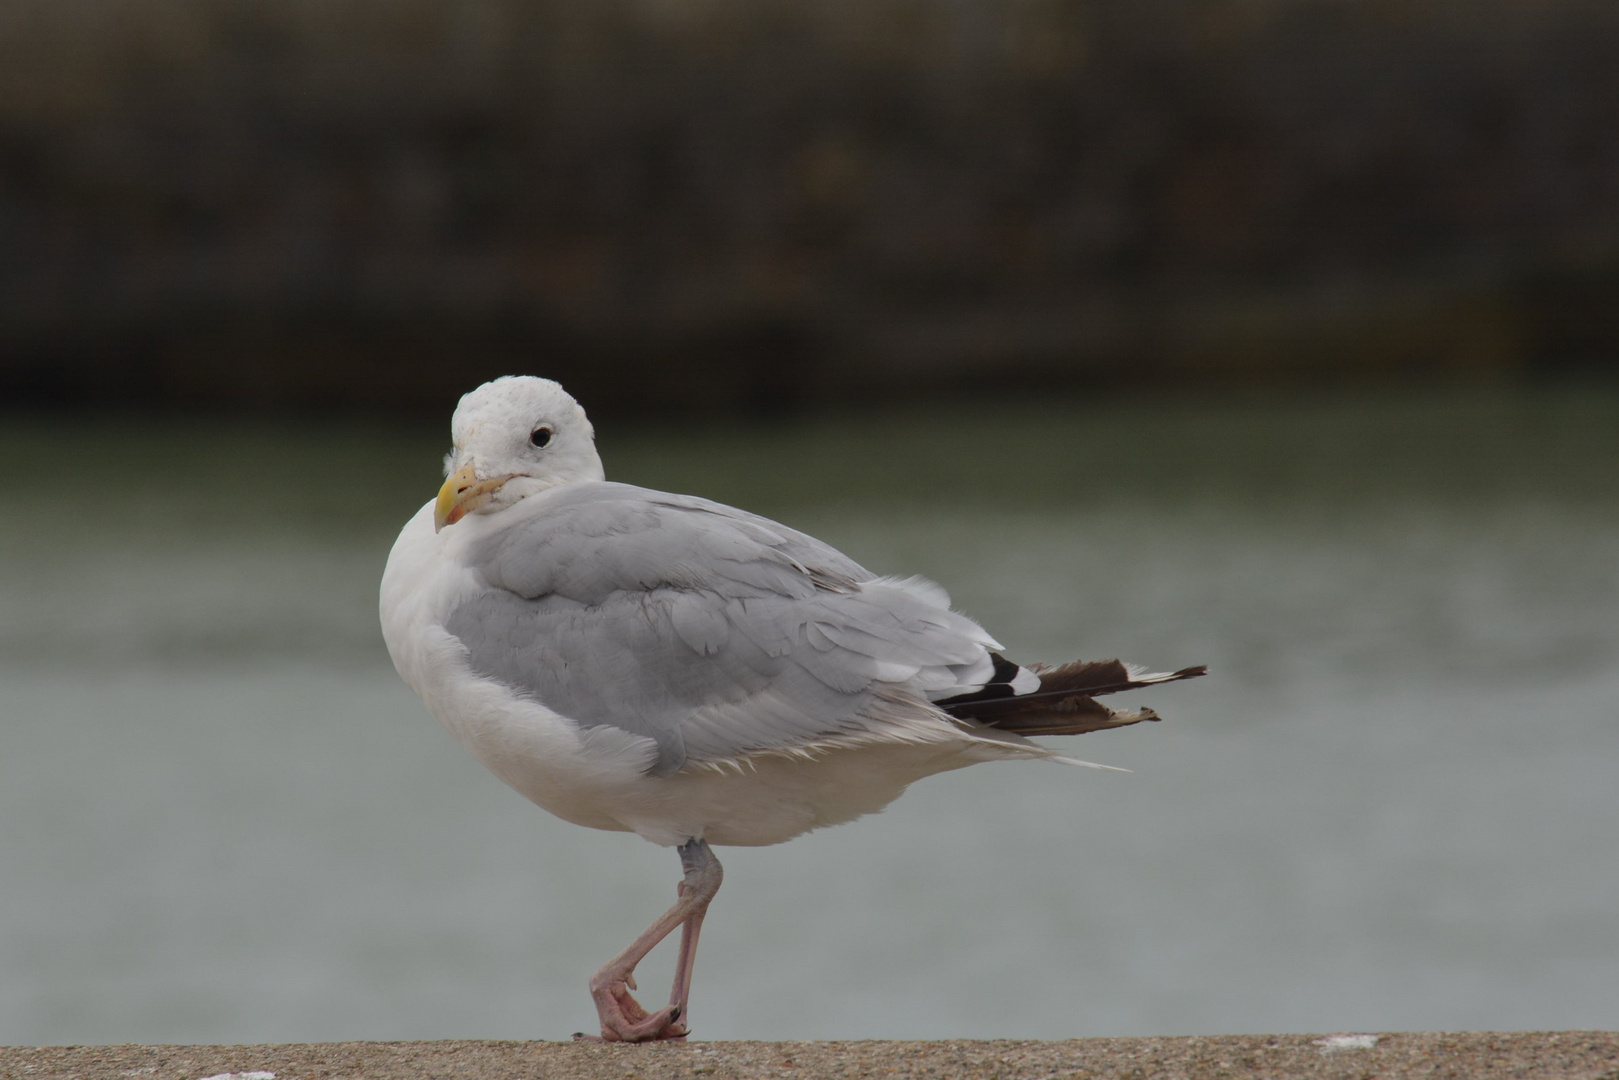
[576,838,723,1043]
[666,889,709,1020]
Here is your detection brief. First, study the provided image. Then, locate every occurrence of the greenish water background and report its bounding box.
[2,391,1617,1042]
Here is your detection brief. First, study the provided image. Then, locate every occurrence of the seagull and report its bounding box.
[379,375,1204,1042]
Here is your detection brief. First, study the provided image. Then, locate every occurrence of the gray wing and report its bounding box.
[444,482,998,775]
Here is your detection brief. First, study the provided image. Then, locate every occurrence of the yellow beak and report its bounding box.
[434,462,511,532]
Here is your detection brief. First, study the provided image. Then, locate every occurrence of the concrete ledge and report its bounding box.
[4,1033,1616,1080]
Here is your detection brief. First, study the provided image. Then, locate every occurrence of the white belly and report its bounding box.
[393,610,983,845]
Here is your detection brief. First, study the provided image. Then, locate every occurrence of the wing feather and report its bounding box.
[444,482,996,775]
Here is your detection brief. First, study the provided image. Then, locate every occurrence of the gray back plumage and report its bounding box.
[444,482,992,775]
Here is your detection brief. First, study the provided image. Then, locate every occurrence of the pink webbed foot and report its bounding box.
[573,838,721,1043]
[579,973,689,1042]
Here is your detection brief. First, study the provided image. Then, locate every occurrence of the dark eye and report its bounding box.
[529,426,553,448]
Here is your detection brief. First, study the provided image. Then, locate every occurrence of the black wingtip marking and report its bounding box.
[944,659,1206,720]
[934,652,1027,710]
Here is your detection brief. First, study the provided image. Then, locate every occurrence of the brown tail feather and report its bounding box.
[946,660,1205,736]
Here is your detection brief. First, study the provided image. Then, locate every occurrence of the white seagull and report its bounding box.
[379,375,1203,1042]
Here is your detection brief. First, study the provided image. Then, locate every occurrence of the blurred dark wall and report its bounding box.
[2,0,1617,416]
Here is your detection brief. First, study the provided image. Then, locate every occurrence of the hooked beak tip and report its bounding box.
[435,461,487,532]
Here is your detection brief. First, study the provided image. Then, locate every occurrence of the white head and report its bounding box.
[434,376,606,531]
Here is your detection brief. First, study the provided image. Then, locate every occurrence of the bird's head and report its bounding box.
[435,376,606,532]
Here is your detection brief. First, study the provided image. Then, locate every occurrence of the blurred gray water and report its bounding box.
[2,392,1617,1044]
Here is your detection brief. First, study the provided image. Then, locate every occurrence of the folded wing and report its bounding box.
[444,483,1015,775]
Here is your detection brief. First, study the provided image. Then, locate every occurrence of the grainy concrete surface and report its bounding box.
[2,1033,1615,1080]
